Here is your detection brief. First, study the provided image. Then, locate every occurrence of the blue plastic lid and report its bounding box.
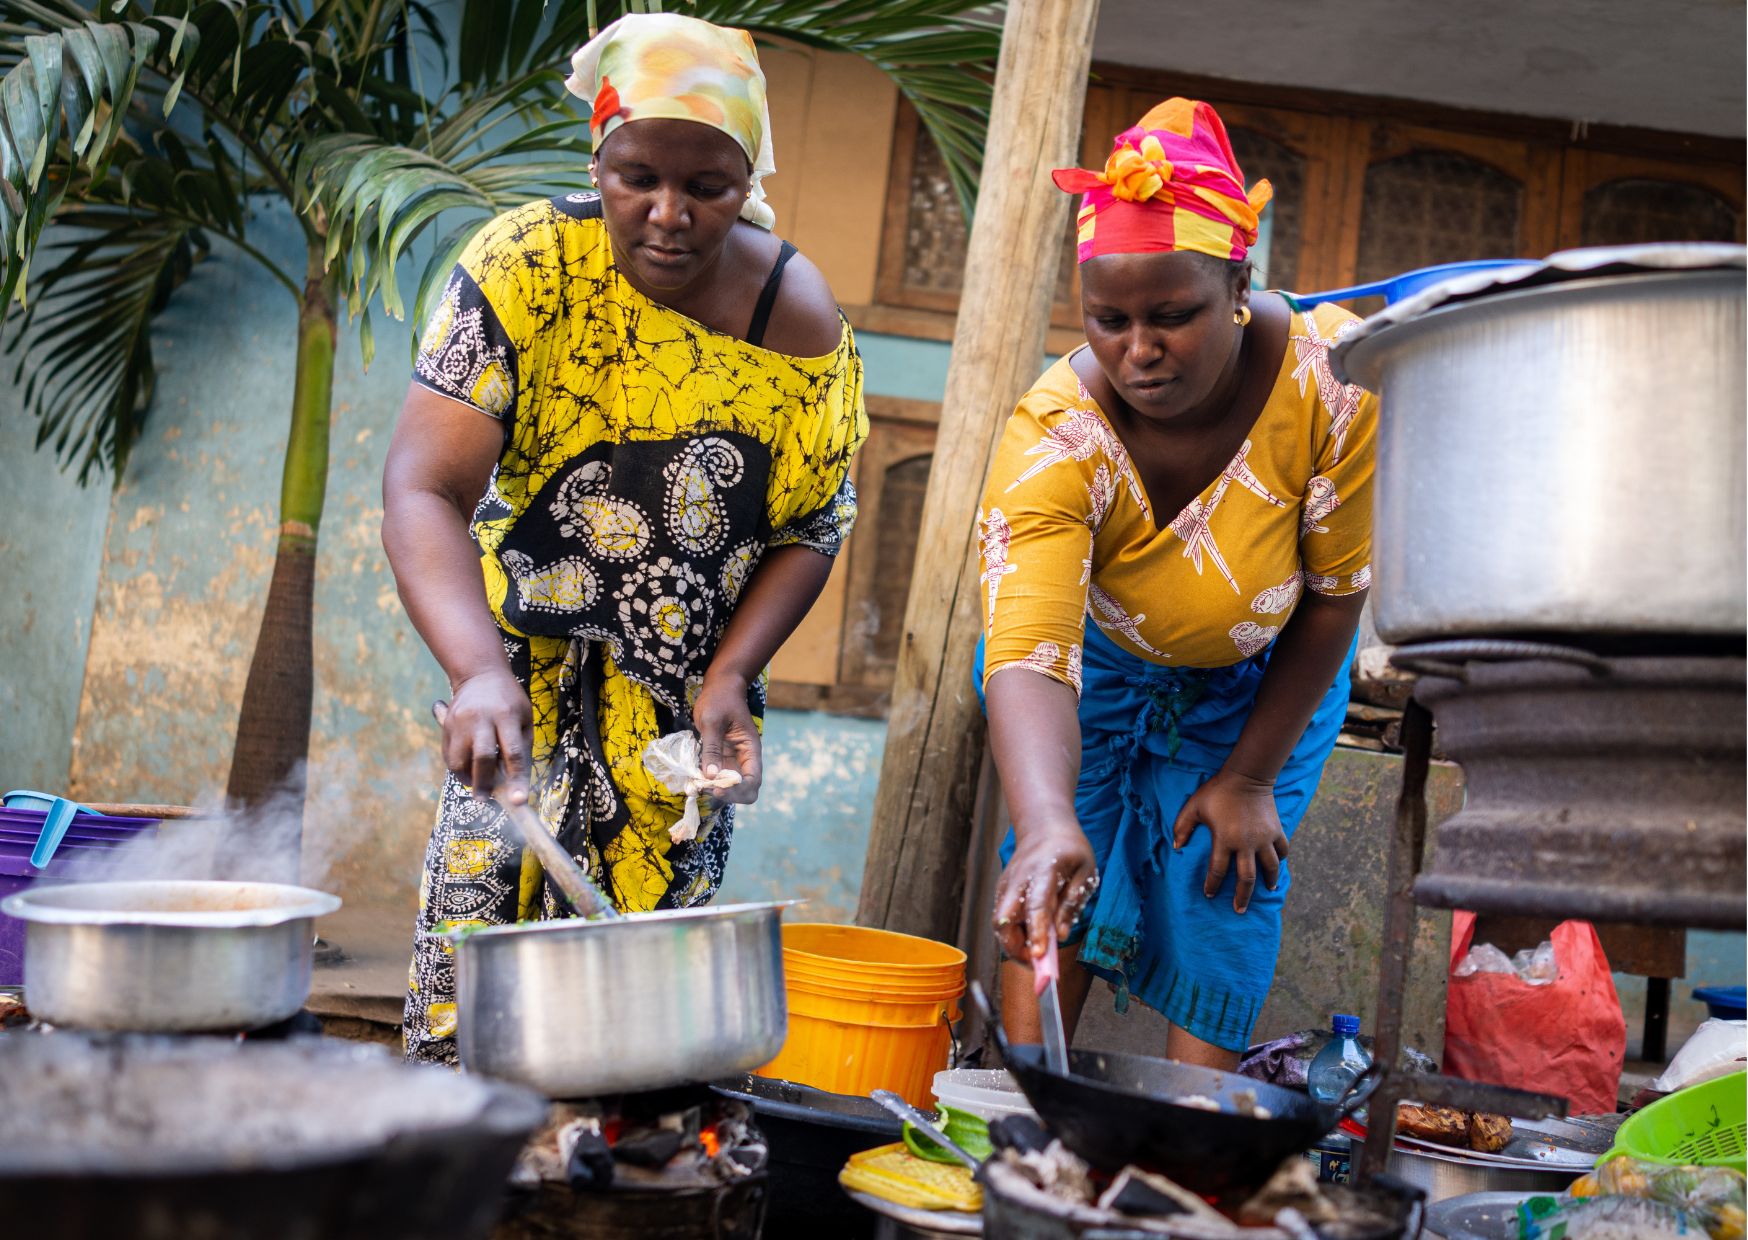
[1693,985,1747,1014]
[1332,1014,1361,1036]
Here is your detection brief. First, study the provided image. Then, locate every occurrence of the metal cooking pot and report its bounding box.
[1384,1143,1580,1206]
[1,878,339,1032]
[455,901,788,1097]
[1333,245,1746,645]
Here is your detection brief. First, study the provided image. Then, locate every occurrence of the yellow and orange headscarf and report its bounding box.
[565,13,777,229]
[1053,99,1272,264]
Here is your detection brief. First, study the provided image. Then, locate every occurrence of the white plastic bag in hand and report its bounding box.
[641,732,743,844]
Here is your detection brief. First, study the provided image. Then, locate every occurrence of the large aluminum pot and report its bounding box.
[1334,247,1746,644]
[455,901,788,1097]
[1,879,340,1031]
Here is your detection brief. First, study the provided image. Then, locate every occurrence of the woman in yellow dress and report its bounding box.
[381,13,866,1063]
[979,99,1375,1069]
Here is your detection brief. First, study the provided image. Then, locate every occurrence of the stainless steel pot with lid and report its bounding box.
[1333,243,1746,646]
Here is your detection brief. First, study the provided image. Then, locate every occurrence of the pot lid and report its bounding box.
[1331,241,1746,388]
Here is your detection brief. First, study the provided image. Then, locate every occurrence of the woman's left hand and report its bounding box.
[692,671,762,806]
[1172,770,1289,914]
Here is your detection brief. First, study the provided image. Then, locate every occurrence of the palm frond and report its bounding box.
[5,199,203,481]
[299,65,591,352]
[696,0,998,218]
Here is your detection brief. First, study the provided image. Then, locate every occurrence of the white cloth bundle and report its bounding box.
[641,731,743,844]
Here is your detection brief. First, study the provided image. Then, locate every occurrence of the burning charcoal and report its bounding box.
[1097,1168,1230,1227]
[612,1127,684,1169]
[1237,1157,1339,1227]
[1098,1170,1187,1216]
[1011,1140,1094,1202]
[988,1114,1051,1155]
[566,1128,615,1190]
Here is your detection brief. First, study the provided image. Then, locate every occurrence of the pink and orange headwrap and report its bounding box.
[1053,99,1273,264]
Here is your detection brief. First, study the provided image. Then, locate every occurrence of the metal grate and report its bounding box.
[1352,150,1523,314]
[1582,177,1741,246]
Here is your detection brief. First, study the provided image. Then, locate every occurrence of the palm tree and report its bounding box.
[0,0,997,835]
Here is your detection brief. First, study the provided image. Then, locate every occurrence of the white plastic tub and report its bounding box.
[931,1068,1037,1122]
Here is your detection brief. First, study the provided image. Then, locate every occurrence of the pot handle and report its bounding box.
[968,981,1013,1065]
[1334,1060,1388,1123]
[1389,639,1612,683]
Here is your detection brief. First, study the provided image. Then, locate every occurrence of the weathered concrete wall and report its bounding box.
[0,415,113,792]
[717,709,885,923]
[60,203,445,914]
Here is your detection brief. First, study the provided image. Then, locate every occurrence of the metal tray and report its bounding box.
[1424,1191,1542,1240]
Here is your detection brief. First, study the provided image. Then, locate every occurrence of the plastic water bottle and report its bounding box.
[1307,1014,1371,1103]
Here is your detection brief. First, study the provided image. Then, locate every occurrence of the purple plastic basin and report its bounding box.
[0,809,155,840]
[0,812,159,986]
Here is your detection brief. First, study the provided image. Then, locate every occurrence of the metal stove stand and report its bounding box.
[1357,638,1748,1181]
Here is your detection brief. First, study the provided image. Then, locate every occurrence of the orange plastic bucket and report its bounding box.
[756,923,967,1108]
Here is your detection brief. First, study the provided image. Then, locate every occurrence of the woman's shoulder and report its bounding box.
[469,196,572,255]
[1287,298,1365,348]
[989,355,1138,510]
[1009,354,1100,433]
[752,231,845,359]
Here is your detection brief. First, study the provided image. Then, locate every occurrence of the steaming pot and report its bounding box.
[1,879,340,1031]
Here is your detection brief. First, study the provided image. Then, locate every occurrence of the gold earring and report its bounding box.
[1235,305,1252,327]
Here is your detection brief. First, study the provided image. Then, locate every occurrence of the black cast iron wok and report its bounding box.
[971,982,1384,1199]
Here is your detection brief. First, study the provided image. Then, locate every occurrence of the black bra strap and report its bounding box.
[745,240,798,348]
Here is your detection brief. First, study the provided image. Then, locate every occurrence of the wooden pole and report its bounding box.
[858,0,1100,942]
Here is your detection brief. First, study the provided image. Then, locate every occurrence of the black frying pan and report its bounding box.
[971,982,1384,1199]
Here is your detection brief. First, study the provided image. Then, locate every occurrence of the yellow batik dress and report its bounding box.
[403,193,866,1062]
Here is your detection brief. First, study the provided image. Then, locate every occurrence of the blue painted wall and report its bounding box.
[0,366,114,791]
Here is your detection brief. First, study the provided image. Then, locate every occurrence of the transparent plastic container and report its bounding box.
[1308,1013,1372,1103]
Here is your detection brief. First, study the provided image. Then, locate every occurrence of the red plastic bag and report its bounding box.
[1443,912,1626,1115]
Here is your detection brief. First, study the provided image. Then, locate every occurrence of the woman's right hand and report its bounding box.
[438,670,533,804]
[992,821,1098,964]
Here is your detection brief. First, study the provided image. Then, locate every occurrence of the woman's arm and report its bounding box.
[381,385,533,804]
[690,546,834,803]
[985,667,1098,963]
[1172,588,1366,912]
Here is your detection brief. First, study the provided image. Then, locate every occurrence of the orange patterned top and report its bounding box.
[978,302,1376,689]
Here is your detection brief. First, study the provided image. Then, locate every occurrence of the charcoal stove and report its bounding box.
[0,1031,547,1240]
[1393,640,1745,929]
[1318,249,1748,1183]
[977,1140,1426,1239]
[495,1083,769,1240]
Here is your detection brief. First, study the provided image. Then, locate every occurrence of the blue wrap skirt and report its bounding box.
[976,621,1353,1051]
